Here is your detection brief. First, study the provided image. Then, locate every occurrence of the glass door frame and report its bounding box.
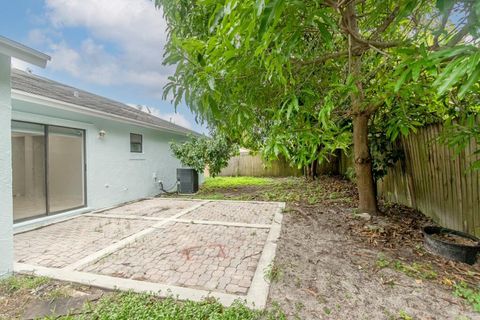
[12,120,87,222]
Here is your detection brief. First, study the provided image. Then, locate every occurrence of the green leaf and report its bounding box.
[436,60,467,95]
[411,63,421,81]
[256,0,265,16]
[208,4,225,33]
[436,0,455,13]
[258,0,285,37]
[458,65,480,98]
[286,95,299,120]
[395,69,410,92]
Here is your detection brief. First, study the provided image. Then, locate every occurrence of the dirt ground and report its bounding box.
[193,176,480,319]
[0,277,105,319]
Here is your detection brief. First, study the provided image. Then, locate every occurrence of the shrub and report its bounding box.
[170,134,238,177]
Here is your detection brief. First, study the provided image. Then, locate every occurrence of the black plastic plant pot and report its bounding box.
[423,226,480,265]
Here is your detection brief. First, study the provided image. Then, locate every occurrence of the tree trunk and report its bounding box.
[305,163,315,181]
[345,3,379,214]
[353,113,378,213]
[312,158,318,179]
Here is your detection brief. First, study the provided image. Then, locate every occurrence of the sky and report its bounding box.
[0,0,208,134]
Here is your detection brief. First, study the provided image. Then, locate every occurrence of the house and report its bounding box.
[0,36,200,277]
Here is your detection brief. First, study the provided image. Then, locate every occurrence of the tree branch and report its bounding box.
[343,23,404,49]
[446,23,472,48]
[291,51,349,66]
[371,5,400,40]
[433,6,452,49]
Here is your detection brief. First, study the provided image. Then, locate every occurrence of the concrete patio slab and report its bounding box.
[13,198,284,309]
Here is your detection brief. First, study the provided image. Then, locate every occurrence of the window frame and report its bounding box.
[130,133,143,153]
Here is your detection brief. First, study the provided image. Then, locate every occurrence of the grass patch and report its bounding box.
[0,275,49,294]
[46,287,71,300]
[375,255,438,280]
[202,177,273,189]
[392,261,438,280]
[194,177,353,205]
[261,178,320,203]
[60,292,285,319]
[453,282,480,313]
[376,254,391,269]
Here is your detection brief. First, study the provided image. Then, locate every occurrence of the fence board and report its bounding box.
[216,152,303,177]
[215,152,338,177]
[377,123,480,236]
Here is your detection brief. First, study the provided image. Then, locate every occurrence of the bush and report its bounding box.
[170,134,238,177]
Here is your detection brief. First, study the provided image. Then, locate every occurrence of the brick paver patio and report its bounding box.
[99,198,205,218]
[181,201,278,224]
[15,217,153,268]
[13,198,284,308]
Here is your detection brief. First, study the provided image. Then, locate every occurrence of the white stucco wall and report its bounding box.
[0,54,13,277]
[11,98,197,214]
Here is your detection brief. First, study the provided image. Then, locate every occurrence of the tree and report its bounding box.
[170,134,238,177]
[157,0,479,214]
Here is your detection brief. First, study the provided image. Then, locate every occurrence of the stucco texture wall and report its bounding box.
[11,99,190,212]
[0,54,13,277]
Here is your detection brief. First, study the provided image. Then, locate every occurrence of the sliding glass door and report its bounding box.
[47,126,85,212]
[11,122,47,221]
[11,121,86,222]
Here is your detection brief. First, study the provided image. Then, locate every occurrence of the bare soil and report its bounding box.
[0,277,104,319]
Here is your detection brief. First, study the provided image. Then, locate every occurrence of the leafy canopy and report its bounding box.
[158,0,479,178]
[170,134,238,177]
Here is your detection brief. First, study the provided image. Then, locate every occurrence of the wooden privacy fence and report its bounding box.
[378,123,480,236]
[216,151,339,177]
[217,152,302,177]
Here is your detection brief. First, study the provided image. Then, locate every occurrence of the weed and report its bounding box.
[375,255,437,280]
[453,282,480,313]
[323,306,332,315]
[295,301,305,311]
[307,195,320,204]
[328,192,342,199]
[264,263,283,283]
[393,261,438,280]
[376,254,390,269]
[0,275,49,293]
[47,287,70,300]
[75,292,286,320]
[398,310,413,320]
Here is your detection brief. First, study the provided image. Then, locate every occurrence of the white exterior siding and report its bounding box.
[11,97,197,215]
[0,54,13,277]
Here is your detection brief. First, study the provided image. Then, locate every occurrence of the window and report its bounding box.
[130,133,143,153]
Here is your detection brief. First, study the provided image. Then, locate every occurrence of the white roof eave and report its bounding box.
[0,35,50,68]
